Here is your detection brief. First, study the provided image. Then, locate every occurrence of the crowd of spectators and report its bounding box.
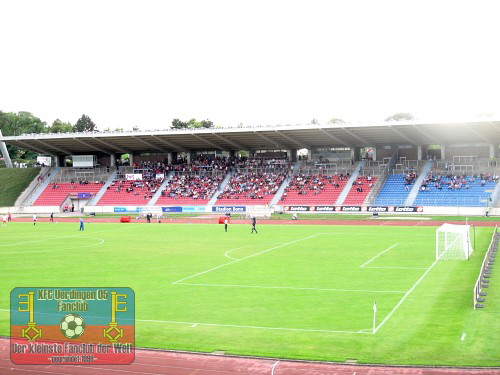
[108,177,163,200]
[161,175,223,200]
[351,175,374,193]
[218,172,286,200]
[281,173,347,200]
[405,172,417,185]
[419,173,498,192]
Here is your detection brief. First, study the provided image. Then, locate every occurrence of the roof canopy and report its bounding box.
[1,120,500,155]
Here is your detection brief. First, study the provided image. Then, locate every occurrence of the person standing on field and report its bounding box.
[33,213,37,225]
[251,217,258,234]
[79,217,84,231]
[2,215,7,226]
[224,218,228,232]
[7,212,11,222]
[50,212,54,222]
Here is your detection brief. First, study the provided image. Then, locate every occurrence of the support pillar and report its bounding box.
[417,146,422,161]
[0,130,13,168]
[441,146,446,160]
[306,149,312,161]
[167,152,173,165]
[489,144,497,158]
[110,154,116,167]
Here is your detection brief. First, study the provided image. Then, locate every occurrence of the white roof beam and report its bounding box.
[92,138,128,153]
[73,138,109,153]
[275,131,308,148]
[212,133,247,150]
[339,127,371,145]
[133,136,166,152]
[16,140,51,155]
[36,140,71,154]
[150,136,187,152]
[192,134,226,151]
[319,129,352,147]
[412,125,439,144]
[388,126,417,145]
[254,132,287,149]
[464,124,491,143]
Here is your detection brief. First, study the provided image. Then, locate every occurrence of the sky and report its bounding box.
[1,0,499,130]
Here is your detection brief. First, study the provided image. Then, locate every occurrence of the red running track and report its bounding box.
[1,339,499,375]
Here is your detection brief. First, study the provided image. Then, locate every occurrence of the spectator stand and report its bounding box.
[155,172,224,206]
[95,164,166,206]
[278,173,348,205]
[216,171,287,205]
[411,158,500,207]
[16,166,55,206]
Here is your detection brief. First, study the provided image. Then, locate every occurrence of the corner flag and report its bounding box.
[373,301,377,313]
[372,301,377,334]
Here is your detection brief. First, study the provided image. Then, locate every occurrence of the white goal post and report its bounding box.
[436,223,474,260]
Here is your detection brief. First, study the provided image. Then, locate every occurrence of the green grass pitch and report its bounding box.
[1,221,499,366]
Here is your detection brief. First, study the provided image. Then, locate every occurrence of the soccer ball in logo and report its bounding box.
[60,313,85,339]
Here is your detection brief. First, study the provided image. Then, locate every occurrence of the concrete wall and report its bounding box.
[397,146,418,160]
[446,145,490,159]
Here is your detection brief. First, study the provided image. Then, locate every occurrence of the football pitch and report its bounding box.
[1,221,499,366]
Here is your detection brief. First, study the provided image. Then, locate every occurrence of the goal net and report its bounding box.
[436,223,473,260]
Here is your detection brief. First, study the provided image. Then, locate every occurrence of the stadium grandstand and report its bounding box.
[1,120,500,216]
[2,120,500,371]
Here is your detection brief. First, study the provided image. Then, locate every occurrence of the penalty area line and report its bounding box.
[172,234,321,285]
[373,259,438,334]
[359,243,399,268]
[176,282,407,294]
[138,318,370,335]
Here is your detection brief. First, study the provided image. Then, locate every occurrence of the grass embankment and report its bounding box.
[0,168,40,206]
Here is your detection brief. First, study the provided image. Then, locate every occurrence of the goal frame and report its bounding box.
[436,223,473,260]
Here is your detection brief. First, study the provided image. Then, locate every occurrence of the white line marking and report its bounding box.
[172,234,321,284]
[362,266,429,270]
[0,225,141,248]
[1,238,105,254]
[360,243,399,268]
[176,282,407,294]
[138,318,370,334]
[271,360,280,375]
[374,259,438,334]
[224,242,284,260]
[461,332,467,341]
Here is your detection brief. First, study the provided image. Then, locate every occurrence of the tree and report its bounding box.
[171,118,214,129]
[385,112,415,121]
[74,114,97,132]
[310,118,319,125]
[171,118,187,129]
[132,125,140,131]
[48,119,73,133]
[328,118,345,125]
[199,119,214,129]
[0,111,47,160]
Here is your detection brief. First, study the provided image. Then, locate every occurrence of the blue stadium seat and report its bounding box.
[374,174,412,206]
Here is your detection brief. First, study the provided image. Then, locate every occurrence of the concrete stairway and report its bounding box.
[404,160,433,206]
[148,171,174,205]
[336,161,364,205]
[86,169,118,205]
[208,171,233,205]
